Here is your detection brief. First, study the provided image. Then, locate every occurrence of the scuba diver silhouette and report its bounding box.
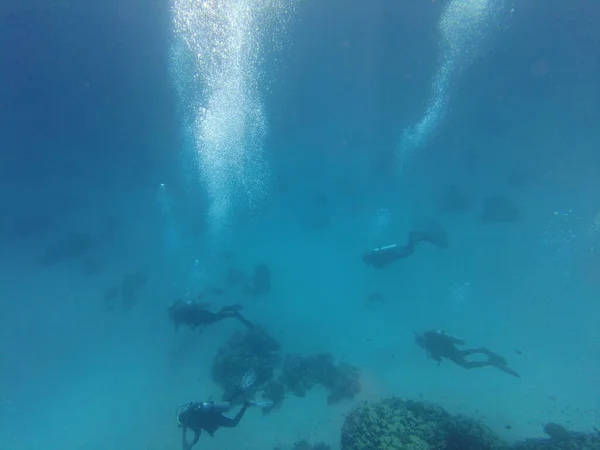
[414,330,520,378]
[176,369,272,449]
[362,221,449,269]
[168,298,254,330]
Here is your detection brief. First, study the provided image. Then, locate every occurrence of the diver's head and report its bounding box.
[176,402,199,428]
[413,332,427,349]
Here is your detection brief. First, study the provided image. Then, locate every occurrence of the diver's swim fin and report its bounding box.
[495,364,521,378]
[235,313,255,329]
[249,400,274,408]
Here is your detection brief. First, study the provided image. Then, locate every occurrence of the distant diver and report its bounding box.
[168,298,254,330]
[362,221,449,269]
[176,369,273,450]
[414,330,521,378]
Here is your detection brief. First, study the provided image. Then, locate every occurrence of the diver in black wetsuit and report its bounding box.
[362,223,450,269]
[414,330,521,378]
[168,299,254,330]
[176,369,269,450]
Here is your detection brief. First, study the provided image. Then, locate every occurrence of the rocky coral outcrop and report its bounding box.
[512,423,600,450]
[212,326,281,400]
[341,397,508,450]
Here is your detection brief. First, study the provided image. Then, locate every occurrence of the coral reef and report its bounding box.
[261,379,286,413]
[279,352,361,405]
[273,441,331,450]
[341,397,508,450]
[211,326,281,401]
[512,423,600,450]
[291,440,331,450]
[211,333,359,407]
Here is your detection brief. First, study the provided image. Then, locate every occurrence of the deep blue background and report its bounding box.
[1,0,599,234]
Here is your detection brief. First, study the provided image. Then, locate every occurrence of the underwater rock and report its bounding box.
[513,423,600,449]
[261,379,285,414]
[341,397,507,450]
[279,352,361,405]
[479,195,520,224]
[543,422,571,441]
[292,440,331,450]
[438,185,474,214]
[211,326,281,401]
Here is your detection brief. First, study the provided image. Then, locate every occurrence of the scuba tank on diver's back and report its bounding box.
[176,401,232,427]
[362,244,400,269]
[198,401,231,413]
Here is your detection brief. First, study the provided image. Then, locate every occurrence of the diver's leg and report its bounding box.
[449,349,492,369]
[475,348,509,365]
[408,231,427,246]
[410,221,449,249]
[457,348,490,357]
[217,404,249,428]
[213,311,237,322]
[449,355,492,369]
[456,349,520,377]
[475,349,520,378]
[495,364,521,378]
[234,312,254,329]
[182,427,189,450]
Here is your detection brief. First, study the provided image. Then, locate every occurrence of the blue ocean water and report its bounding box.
[1,0,599,449]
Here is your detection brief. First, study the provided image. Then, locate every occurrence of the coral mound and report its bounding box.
[341,397,508,450]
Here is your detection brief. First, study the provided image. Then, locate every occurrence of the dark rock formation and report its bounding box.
[279,352,361,405]
[513,423,600,450]
[211,326,281,401]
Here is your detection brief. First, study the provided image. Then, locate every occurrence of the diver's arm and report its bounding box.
[182,427,200,450]
[181,427,190,450]
[218,403,249,428]
[189,430,200,449]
